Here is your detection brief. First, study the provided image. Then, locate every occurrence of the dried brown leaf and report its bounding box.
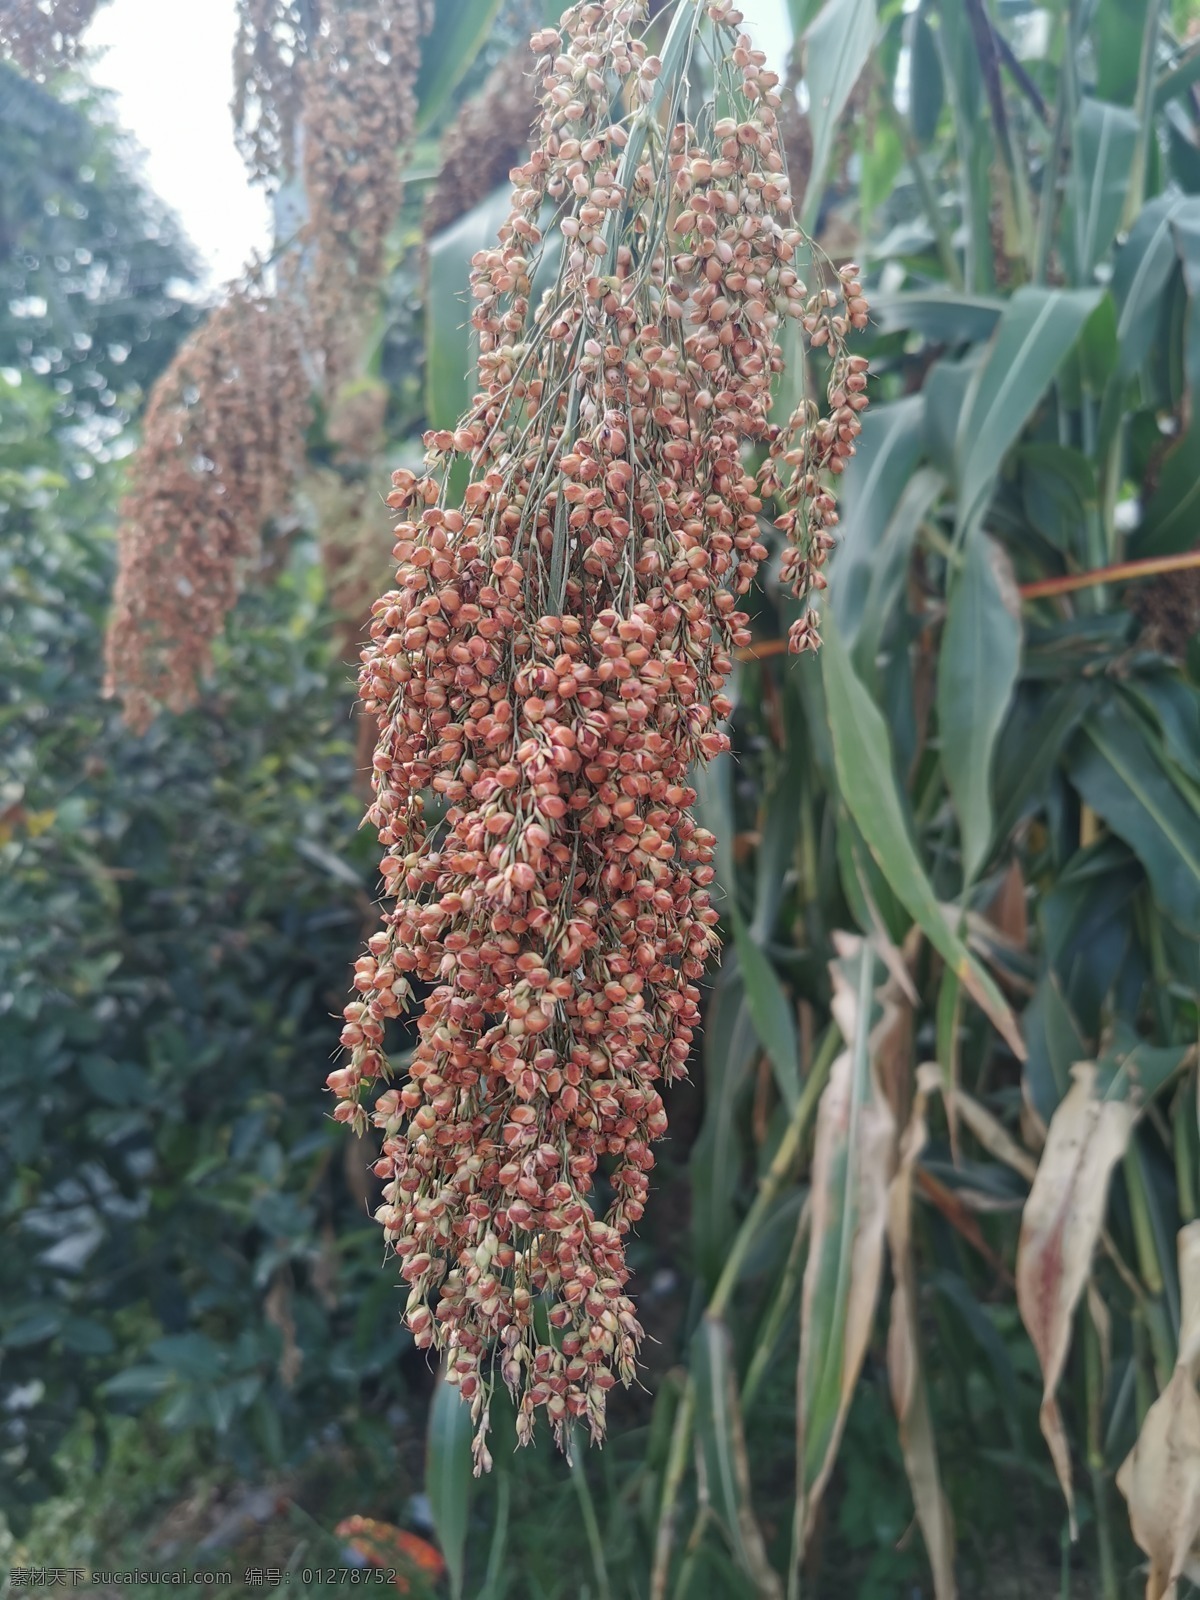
[796,936,901,1548]
[985,858,1029,950]
[887,1062,957,1598]
[1016,1062,1137,1532]
[954,1085,1038,1183]
[1117,1223,1200,1599]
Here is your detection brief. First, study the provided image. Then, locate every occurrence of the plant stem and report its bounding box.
[1018,549,1200,599]
[480,1471,511,1600]
[742,1202,812,1411]
[651,1379,697,1600]
[1084,1315,1118,1600]
[709,1025,840,1319]
[1125,1145,1165,1299]
[895,114,962,290]
[737,545,1200,655]
[1124,0,1167,230]
[1174,1070,1198,1224]
[650,1025,840,1595]
[1032,37,1072,286]
[569,1432,612,1600]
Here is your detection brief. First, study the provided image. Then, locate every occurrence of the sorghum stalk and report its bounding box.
[330,0,868,1470]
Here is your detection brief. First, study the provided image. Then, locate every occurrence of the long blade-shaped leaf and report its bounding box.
[1066,694,1200,937]
[800,0,876,231]
[691,963,761,1286]
[829,396,924,649]
[1068,99,1140,283]
[938,532,1022,885]
[796,936,899,1549]
[414,0,505,133]
[693,1314,783,1600]
[887,1063,957,1599]
[1016,1063,1139,1532]
[426,185,511,429]
[732,909,800,1112]
[852,466,945,690]
[1113,194,1192,377]
[1117,1223,1200,1598]
[820,607,1025,1057]
[750,745,804,943]
[954,286,1101,535]
[427,1371,474,1600]
[1139,209,1200,556]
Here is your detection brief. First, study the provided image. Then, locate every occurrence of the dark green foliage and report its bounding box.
[0,75,418,1531]
[0,374,416,1524]
[0,64,201,436]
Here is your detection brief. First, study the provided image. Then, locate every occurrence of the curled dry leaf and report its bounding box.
[888,1061,956,1599]
[1117,1222,1200,1600]
[985,858,1029,951]
[263,1272,302,1389]
[795,934,901,1551]
[1016,1061,1138,1533]
[954,1085,1037,1184]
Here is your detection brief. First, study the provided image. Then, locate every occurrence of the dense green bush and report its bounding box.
[0,75,421,1531]
[0,364,426,1525]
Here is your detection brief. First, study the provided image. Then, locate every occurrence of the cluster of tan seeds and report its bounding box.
[329,0,868,1466]
[423,47,540,239]
[104,289,310,732]
[233,0,311,185]
[108,0,430,722]
[309,378,395,662]
[301,0,433,383]
[0,0,98,73]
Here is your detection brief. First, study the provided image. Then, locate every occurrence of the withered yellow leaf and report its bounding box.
[1016,1061,1137,1532]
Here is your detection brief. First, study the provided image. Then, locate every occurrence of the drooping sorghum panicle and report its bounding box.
[232,0,431,378]
[1131,565,1200,663]
[233,0,313,185]
[423,48,539,239]
[104,287,309,732]
[759,264,869,653]
[0,0,98,73]
[109,0,430,731]
[301,0,432,383]
[328,0,869,1469]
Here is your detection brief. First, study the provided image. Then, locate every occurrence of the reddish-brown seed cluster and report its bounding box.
[0,0,98,73]
[233,0,311,185]
[329,0,868,1468]
[423,47,539,239]
[762,271,870,653]
[104,288,310,732]
[301,0,432,382]
[233,0,430,312]
[107,2,431,727]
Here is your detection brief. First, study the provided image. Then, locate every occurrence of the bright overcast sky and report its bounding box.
[85,0,273,288]
[84,0,792,291]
